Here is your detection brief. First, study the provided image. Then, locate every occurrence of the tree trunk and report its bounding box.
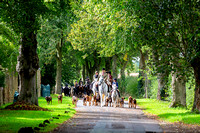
[138,49,147,96]
[85,60,89,78]
[55,56,62,94]
[120,61,128,79]
[157,73,169,100]
[112,55,118,79]
[55,33,63,94]
[89,61,95,81]
[82,64,86,82]
[170,71,186,107]
[85,55,100,81]
[152,48,169,100]
[119,57,128,94]
[191,56,200,112]
[37,69,41,97]
[0,87,3,106]
[105,57,112,71]
[17,33,39,105]
[96,59,101,73]
[145,73,149,98]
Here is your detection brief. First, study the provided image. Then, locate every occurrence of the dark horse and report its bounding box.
[63,84,71,96]
[84,80,93,96]
[72,80,93,98]
[78,83,85,97]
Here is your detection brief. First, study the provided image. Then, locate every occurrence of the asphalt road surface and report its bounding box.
[53,99,163,133]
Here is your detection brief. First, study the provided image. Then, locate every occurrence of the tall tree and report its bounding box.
[133,0,199,111]
[1,0,47,105]
[37,0,74,94]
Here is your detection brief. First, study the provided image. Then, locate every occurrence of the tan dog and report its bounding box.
[83,96,87,106]
[58,95,63,104]
[128,96,133,108]
[119,97,125,108]
[45,96,52,105]
[93,93,100,106]
[92,95,96,106]
[107,93,112,107]
[133,98,137,109]
[83,95,92,106]
[72,96,78,107]
[105,97,109,106]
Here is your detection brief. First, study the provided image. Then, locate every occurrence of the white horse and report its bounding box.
[92,81,98,96]
[111,84,119,108]
[98,76,108,107]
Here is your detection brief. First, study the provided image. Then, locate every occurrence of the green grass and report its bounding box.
[0,94,76,133]
[137,99,200,125]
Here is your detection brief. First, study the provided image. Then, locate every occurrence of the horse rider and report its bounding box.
[106,71,113,92]
[101,68,108,82]
[74,81,79,95]
[79,78,83,86]
[93,71,99,92]
[75,81,78,88]
[85,77,91,90]
[112,78,120,97]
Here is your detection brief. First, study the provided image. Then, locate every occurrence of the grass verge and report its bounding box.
[0,94,76,133]
[137,99,200,125]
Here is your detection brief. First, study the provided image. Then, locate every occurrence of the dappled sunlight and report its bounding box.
[16,117,45,121]
[138,99,200,125]
[0,96,76,132]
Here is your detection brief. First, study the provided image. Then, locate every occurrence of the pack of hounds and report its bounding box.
[73,94,137,109]
[45,94,136,109]
[45,95,79,107]
[45,95,63,105]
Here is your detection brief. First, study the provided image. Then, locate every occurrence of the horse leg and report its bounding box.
[104,93,107,106]
[100,95,103,107]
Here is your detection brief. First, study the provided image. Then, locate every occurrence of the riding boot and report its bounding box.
[96,85,98,92]
[117,90,121,97]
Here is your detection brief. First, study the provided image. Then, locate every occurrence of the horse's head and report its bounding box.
[98,76,103,85]
[85,80,89,85]
[112,84,117,90]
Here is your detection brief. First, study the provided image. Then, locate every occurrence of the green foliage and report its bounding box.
[61,48,82,85]
[41,62,56,88]
[186,79,195,110]
[0,95,76,133]
[0,39,17,69]
[0,70,5,87]
[124,76,138,98]
[0,0,47,35]
[68,0,136,57]
[0,23,18,44]
[138,99,200,125]
[149,77,158,99]
[37,0,80,87]
[137,73,145,97]
[0,23,18,71]
[118,75,126,94]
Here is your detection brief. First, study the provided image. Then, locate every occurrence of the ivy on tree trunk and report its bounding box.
[17,33,39,105]
[191,56,200,112]
[55,34,63,94]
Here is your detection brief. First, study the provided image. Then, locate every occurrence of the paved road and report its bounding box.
[53,99,163,133]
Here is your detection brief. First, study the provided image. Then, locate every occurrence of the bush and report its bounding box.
[186,79,195,110]
[0,70,5,87]
[149,77,158,99]
[125,76,138,98]
[118,76,139,98]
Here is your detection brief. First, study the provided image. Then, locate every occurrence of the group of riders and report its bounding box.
[73,68,120,97]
